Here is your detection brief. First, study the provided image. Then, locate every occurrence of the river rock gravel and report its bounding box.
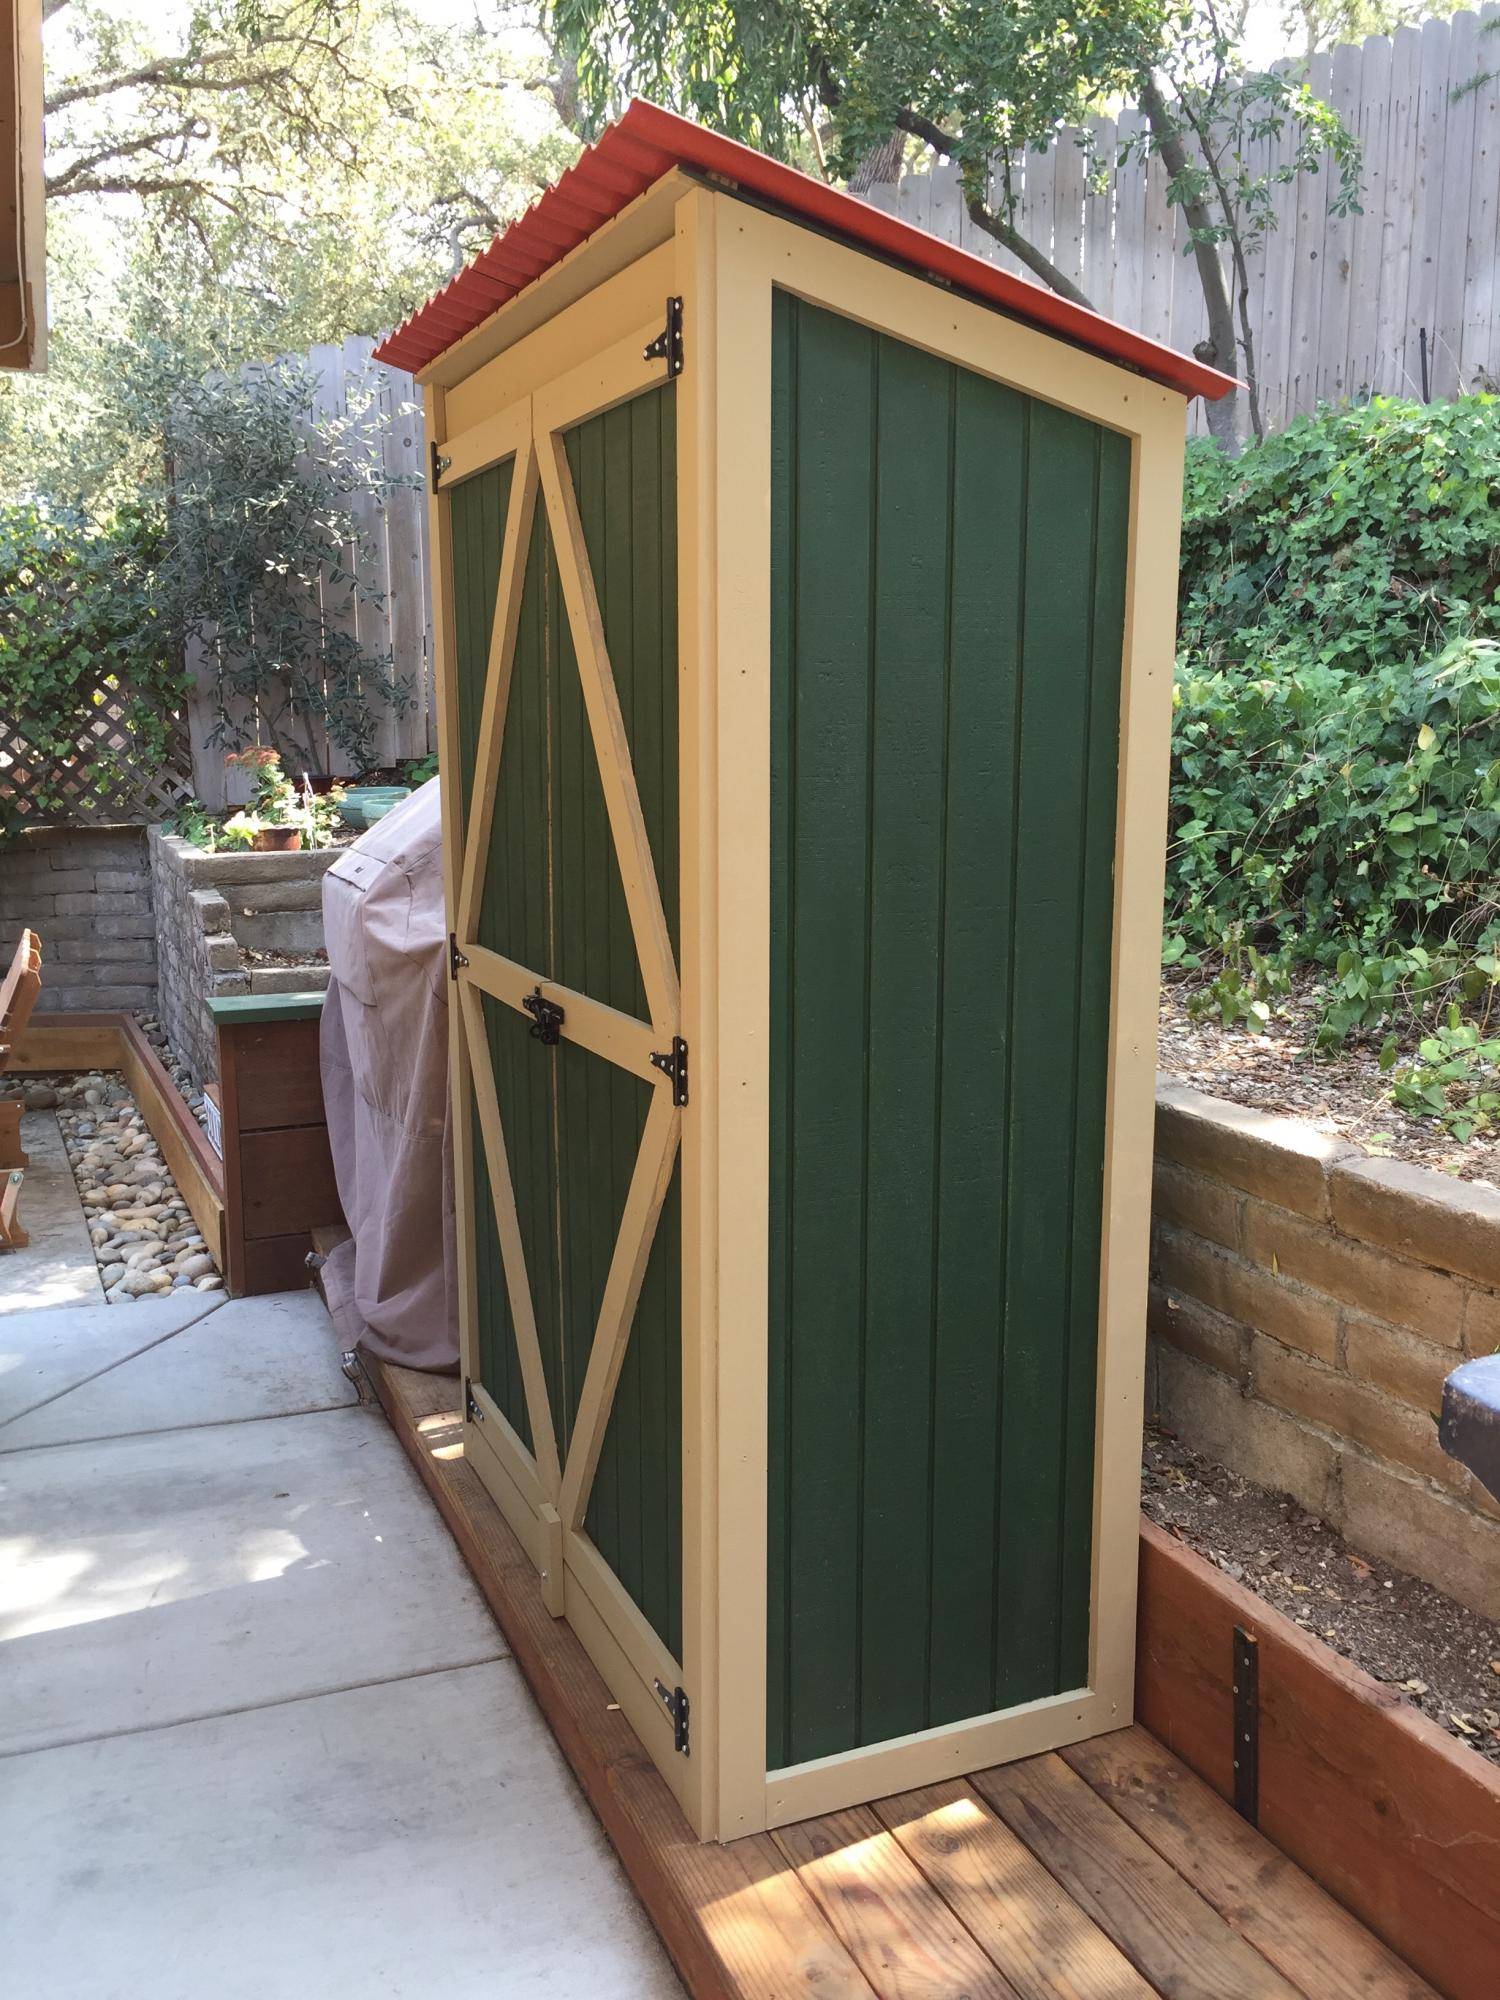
[24,1069,224,1305]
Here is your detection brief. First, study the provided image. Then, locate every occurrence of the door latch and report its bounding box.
[650,1035,688,1107]
[522,985,565,1046]
[643,296,684,378]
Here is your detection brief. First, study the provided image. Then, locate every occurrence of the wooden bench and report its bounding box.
[0,928,42,1246]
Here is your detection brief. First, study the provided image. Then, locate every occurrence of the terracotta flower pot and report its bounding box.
[252,826,302,852]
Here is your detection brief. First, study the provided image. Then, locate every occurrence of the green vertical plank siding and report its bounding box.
[450,461,512,818]
[767,292,1130,1768]
[564,387,682,1658]
[448,464,531,1447]
[451,390,682,1662]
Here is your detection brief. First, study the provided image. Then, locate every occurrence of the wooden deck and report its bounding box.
[365,1350,1437,2000]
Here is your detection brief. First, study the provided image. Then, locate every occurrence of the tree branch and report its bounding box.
[893,107,1095,307]
[1137,72,1243,449]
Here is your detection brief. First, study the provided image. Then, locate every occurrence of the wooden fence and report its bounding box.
[186,336,432,810]
[870,5,1500,434]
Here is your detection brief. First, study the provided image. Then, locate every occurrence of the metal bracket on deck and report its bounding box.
[1232,1625,1260,1825]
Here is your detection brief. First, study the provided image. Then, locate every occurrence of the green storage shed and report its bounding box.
[375,101,1234,1841]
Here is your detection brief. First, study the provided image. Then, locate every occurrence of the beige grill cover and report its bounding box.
[319,779,459,1372]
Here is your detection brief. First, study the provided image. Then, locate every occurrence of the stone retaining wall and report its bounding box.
[148,827,334,1087]
[0,826,157,1011]
[1149,1080,1500,1619]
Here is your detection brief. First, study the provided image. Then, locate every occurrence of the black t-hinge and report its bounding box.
[650,1035,688,1107]
[643,296,684,378]
[430,440,452,488]
[653,1678,690,1754]
[448,932,469,981]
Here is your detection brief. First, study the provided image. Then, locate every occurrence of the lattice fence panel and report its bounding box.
[0,675,195,827]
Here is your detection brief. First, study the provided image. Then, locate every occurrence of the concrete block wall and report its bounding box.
[0,826,157,1011]
[149,828,335,1087]
[1149,1080,1500,1619]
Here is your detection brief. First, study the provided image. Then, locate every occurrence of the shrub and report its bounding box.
[1168,396,1500,1047]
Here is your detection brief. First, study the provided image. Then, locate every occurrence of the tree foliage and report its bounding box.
[550,0,1361,446]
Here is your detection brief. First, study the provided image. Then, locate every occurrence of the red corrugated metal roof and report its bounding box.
[375,100,1235,402]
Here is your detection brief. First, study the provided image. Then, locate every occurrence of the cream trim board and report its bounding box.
[456,421,536,941]
[719,195,1184,446]
[558,1087,681,1529]
[424,173,691,395]
[425,381,481,1402]
[536,426,681,1034]
[532,320,670,438]
[563,1549,696,1821]
[465,1398,547,1567]
[442,239,679,435]
[458,979,562,1492]
[699,195,774,1840]
[442,398,529,488]
[668,185,717,1841]
[1087,412,1187,1706]
[461,944,660,1084]
[764,1686,1125,1829]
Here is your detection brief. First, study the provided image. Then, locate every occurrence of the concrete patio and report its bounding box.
[1,1199,679,1994]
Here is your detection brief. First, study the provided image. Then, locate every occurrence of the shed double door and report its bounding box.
[442,331,686,1774]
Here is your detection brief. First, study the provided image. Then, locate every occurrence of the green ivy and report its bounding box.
[1168,395,1500,1053]
[0,501,185,837]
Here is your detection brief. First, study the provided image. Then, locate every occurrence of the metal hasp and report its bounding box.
[448,933,469,981]
[1439,1354,1500,1501]
[522,985,566,1046]
[430,439,452,488]
[650,1035,689,1106]
[653,1678,690,1754]
[1232,1625,1260,1825]
[643,296,684,377]
[464,1378,484,1424]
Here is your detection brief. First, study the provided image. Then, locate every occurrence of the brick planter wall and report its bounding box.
[148,827,335,1087]
[0,826,157,1011]
[1150,1080,1500,1619]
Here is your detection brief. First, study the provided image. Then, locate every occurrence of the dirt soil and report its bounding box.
[1160,971,1500,1187]
[240,946,329,969]
[1143,1420,1500,1767]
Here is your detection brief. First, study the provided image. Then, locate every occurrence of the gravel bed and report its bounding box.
[1144,1420,1500,1767]
[1160,971,1500,1186]
[20,1069,223,1303]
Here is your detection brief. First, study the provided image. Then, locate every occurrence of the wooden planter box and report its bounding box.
[395,108,1226,1839]
[207,993,341,1295]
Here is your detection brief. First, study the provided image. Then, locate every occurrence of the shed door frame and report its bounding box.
[428,282,698,1823]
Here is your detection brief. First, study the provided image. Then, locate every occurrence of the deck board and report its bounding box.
[364,1350,1435,2000]
[1061,1729,1439,2000]
[875,1780,1154,2000]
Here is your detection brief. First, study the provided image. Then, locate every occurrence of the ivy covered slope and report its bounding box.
[1167,396,1500,1134]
